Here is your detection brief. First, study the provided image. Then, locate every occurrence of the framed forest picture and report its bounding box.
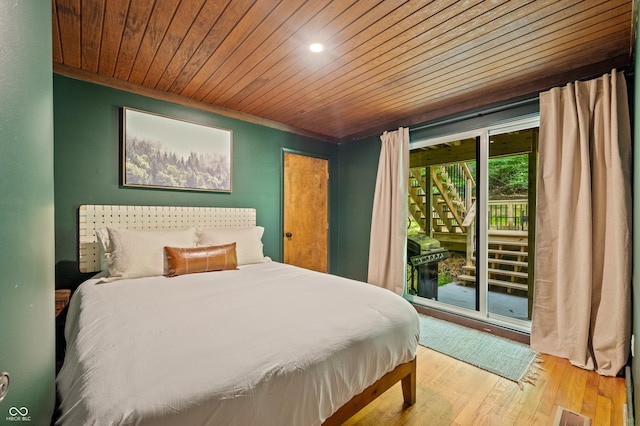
[122,107,232,192]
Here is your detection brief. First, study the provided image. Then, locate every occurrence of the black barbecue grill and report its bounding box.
[407,234,450,299]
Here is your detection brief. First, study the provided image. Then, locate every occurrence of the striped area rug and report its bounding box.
[418,314,541,387]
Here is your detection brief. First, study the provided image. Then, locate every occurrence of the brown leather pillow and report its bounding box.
[164,243,238,277]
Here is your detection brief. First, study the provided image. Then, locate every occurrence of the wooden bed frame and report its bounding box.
[78,204,417,423]
[323,358,417,425]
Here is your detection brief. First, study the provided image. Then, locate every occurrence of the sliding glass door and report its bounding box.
[407,135,478,310]
[486,124,537,323]
[406,117,538,330]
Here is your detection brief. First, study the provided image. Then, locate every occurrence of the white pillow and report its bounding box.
[95,228,110,272]
[98,227,198,279]
[197,227,267,265]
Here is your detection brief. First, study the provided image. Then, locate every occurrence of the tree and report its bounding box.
[488,154,528,199]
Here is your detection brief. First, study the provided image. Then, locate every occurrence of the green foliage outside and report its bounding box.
[438,274,453,286]
[488,154,528,198]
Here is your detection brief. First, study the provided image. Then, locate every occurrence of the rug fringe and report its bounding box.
[518,353,544,389]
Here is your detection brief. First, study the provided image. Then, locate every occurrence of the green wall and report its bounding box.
[335,136,380,281]
[0,2,55,425]
[53,74,340,287]
[633,4,640,419]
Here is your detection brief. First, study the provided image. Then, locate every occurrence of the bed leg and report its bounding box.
[401,358,416,406]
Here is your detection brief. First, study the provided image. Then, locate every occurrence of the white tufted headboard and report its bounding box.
[79,204,257,273]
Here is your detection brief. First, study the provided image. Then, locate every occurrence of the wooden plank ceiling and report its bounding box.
[52,0,635,143]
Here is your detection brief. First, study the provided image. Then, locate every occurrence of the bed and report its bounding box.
[56,205,419,425]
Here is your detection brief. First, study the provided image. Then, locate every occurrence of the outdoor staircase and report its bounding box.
[457,236,529,293]
[408,160,530,295]
[408,168,429,231]
[408,165,471,234]
[430,167,466,232]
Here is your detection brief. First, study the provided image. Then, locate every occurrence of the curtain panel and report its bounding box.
[531,70,632,376]
[368,127,409,295]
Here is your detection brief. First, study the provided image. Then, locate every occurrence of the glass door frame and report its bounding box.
[405,115,539,332]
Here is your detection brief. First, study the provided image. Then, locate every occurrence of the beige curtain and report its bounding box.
[368,127,409,295]
[531,70,632,376]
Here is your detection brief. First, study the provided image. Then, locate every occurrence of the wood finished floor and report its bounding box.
[343,345,627,426]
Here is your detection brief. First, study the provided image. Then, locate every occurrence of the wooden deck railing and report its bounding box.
[488,199,528,231]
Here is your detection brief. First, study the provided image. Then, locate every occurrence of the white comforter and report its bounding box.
[56,261,419,426]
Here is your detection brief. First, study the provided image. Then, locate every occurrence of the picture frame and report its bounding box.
[122,107,232,192]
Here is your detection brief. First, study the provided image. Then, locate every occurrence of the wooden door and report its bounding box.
[283,152,328,272]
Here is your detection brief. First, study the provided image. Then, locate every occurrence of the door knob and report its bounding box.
[285,232,292,239]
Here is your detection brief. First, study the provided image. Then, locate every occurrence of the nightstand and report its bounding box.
[55,289,71,374]
[55,289,71,317]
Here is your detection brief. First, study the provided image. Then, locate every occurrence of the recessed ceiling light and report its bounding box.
[309,43,324,53]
